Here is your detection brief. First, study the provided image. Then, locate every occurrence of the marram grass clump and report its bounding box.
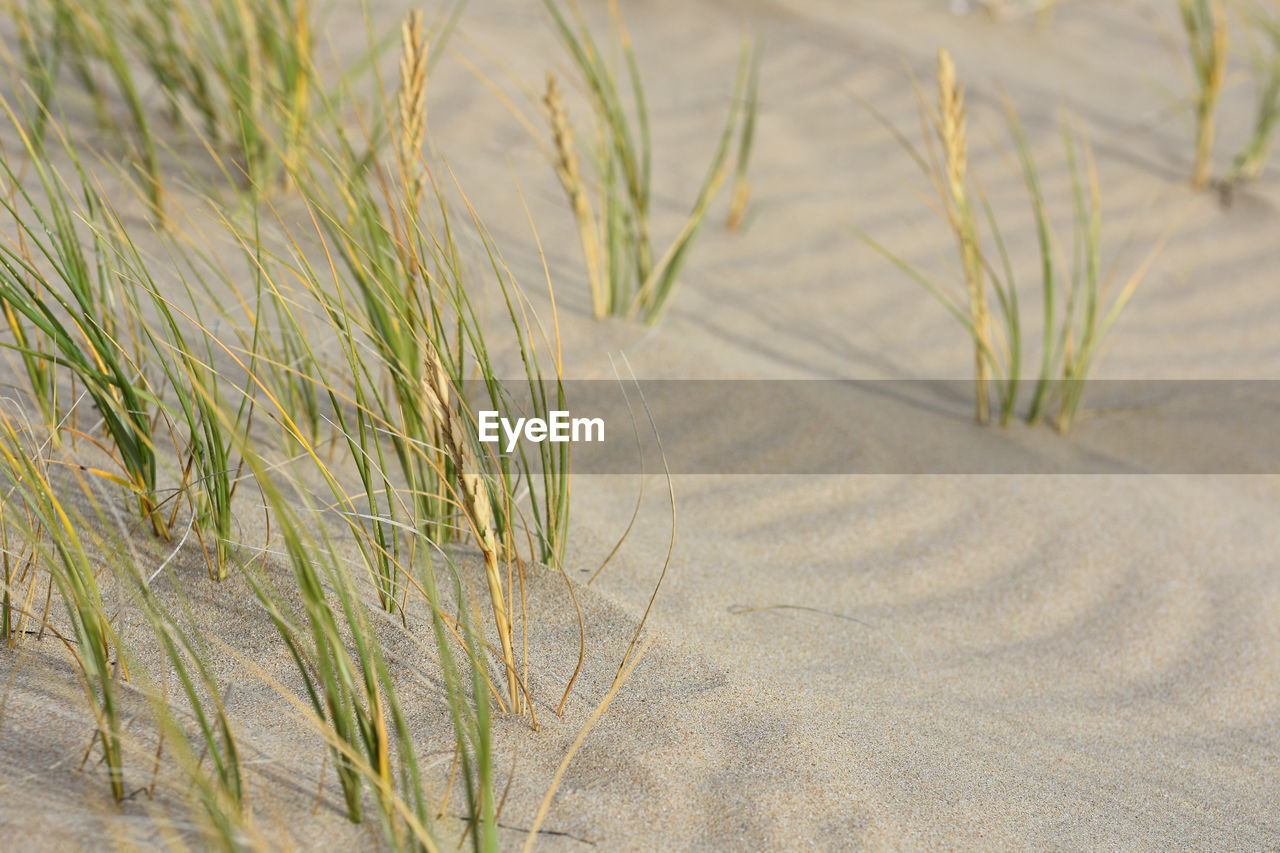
[2,0,320,212]
[1225,1,1280,187]
[540,0,750,324]
[1173,0,1280,194]
[0,3,673,847]
[861,50,1169,432]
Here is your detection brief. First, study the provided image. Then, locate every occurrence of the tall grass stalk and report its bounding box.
[1039,122,1170,431]
[935,50,994,424]
[245,497,399,830]
[288,147,549,712]
[130,232,501,838]
[726,37,762,233]
[1180,0,1229,189]
[1227,2,1280,184]
[860,51,999,422]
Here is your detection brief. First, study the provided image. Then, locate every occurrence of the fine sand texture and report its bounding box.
[3,0,1280,849]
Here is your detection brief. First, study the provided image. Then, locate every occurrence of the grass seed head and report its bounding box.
[398,9,429,206]
[937,48,969,208]
[544,71,605,316]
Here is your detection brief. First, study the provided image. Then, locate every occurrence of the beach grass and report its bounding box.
[1008,108,1169,431]
[725,37,763,233]
[128,579,248,844]
[1179,0,1229,189]
[96,202,255,579]
[859,50,998,423]
[935,49,995,425]
[1,0,322,206]
[276,8,587,714]
[0,5,594,841]
[861,53,1168,432]
[0,102,165,535]
[0,123,516,849]
[0,405,127,802]
[540,0,747,323]
[1226,1,1280,185]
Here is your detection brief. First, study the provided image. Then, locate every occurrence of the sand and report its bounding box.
[3,0,1280,849]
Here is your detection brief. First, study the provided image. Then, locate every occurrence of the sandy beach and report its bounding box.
[2,0,1280,849]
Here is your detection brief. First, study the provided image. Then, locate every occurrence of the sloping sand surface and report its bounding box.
[3,0,1280,849]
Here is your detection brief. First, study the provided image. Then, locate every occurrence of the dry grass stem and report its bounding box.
[937,49,992,424]
[420,346,522,715]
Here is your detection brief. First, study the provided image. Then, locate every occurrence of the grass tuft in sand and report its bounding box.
[540,0,747,324]
[862,54,1169,432]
